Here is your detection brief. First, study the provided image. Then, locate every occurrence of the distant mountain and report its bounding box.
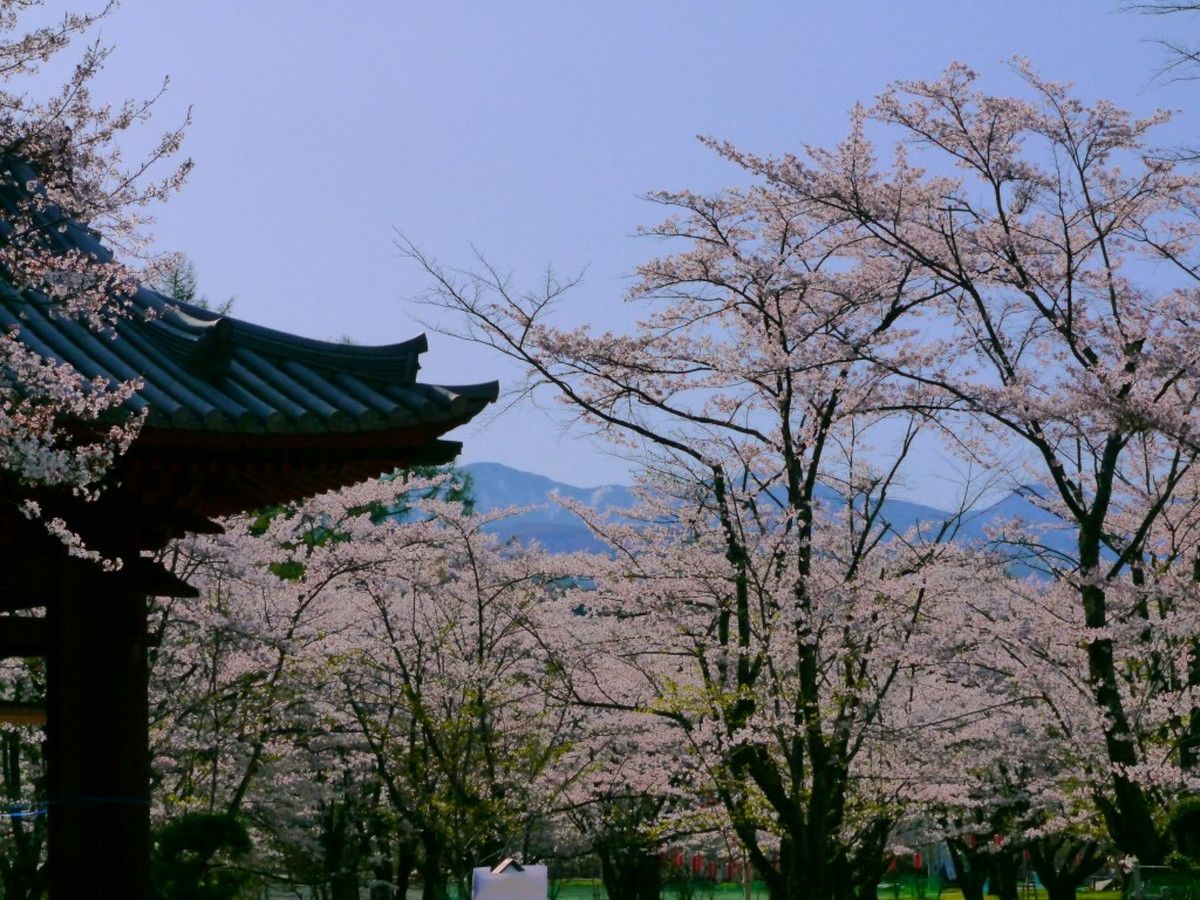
[462,462,637,554]
[462,463,1073,558]
[956,487,1074,558]
[811,483,953,539]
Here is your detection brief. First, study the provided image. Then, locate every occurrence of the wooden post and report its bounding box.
[45,588,150,899]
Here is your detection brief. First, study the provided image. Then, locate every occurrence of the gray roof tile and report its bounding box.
[0,161,497,436]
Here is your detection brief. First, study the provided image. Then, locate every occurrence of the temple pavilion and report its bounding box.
[0,167,496,897]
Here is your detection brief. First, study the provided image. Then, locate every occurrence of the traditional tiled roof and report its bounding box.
[0,159,498,560]
[2,286,498,435]
[0,157,497,436]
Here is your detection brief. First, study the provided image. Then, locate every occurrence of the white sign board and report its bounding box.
[471,864,547,900]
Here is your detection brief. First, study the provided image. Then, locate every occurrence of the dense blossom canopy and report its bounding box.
[4,9,1200,894]
[0,1,188,498]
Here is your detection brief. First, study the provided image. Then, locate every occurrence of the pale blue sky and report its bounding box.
[80,1,1197,498]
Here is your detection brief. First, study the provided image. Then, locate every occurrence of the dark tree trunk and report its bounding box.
[1027,836,1105,900]
[392,837,418,899]
[331,870,359,900]
[989,849,1021,900]
[740,806,892,900]
[420,831,450,900]
[598,844,662,900]
[762,836,852,900]
[849,818,894,900]
[0,728,46,900]
[946,839,989,900]
[366,812,417,898]
[1078,522,1166,865]
[1045,882,1079,900]
[764,836,799,900]
[638,850,664,899]
[322,802,362,900]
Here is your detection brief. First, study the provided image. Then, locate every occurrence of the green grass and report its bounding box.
[549,886,764,900]
[540,883,1126,900]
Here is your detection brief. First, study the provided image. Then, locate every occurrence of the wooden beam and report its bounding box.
[0,615,161,657]
[0,553,196,599]
[0,702,45,726]
[111,557,198,599]
[0,556,62,594]
[0,616,50,658]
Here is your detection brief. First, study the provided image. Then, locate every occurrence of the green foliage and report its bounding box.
[1170,796,1200,862]
[376,464,475,519]
[155,256,198,304]
[267,559,307,582]
[247,505,286,537]
[153,255,235,314]
[252,465,475,582]
[150,812,252,900]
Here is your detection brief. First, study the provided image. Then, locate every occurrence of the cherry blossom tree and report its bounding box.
[544,704,694,900]
[0,0,189,514]
[705,62,1200,864]
[899,558,1112,900]
[327,498,592,899]
[1126,2,1200,89]
[150,475,431,893]
[149,470,595,896]
[405,163,974,900]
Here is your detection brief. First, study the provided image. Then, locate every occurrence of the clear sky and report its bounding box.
[79,0,1197,498]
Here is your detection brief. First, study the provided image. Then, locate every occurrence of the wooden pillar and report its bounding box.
[45,587,150,899]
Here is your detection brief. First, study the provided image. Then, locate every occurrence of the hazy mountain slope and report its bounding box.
[463,463,1074,558]
[463,462,637,554]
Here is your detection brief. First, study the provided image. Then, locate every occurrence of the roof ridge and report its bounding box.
[136,289,428,383]
[0,161,494,437]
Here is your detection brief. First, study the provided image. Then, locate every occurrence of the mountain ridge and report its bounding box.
[461,462,1072,556]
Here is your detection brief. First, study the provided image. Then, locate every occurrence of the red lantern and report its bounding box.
[914,851,922,871]
[888,858,898,873]
[967,834,977,849]
[708,860,718,880]
[692,853,704,876]
[673,850,684,868]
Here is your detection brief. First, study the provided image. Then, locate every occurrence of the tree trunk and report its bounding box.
[848,819,893,900]
[331,870,359,900]
[1,861,45,900]
[745,811,889,900]
[946,839,988,900]
[638,849,664,899]
[762,838,848,900]
[322,802,361,900]
[1027,836,1105,900]
[1045,881,1079,900]
[420,831,450,900]
[0,728,46,900]
[392,838,418,899]
[1078,534,1166,864]
[989,850,1020,900]
[599,844,662,900]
